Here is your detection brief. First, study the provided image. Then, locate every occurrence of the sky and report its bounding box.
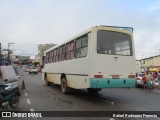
[0,0,160,59]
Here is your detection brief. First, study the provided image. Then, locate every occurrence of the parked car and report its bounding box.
[29,67,38,74]
[25,66,30,72]
[136,73,145,87]
[22,65,27,71]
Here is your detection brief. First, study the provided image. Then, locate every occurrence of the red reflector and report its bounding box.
[128,75,135,78]
[112,75,119,79]
[136,77,140,80]
[94,75,103,78]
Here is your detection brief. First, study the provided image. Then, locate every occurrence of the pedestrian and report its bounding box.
[142,74,147,89]
[152,71,159,89]
[158,71,160,80]
[144,71,152,92]
[153,72,158,81]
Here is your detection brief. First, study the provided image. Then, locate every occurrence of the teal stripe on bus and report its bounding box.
[89,78,136,88]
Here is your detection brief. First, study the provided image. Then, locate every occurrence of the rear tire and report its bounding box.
[61,77,69,94]
[87,88,101,94]
[9,95,20,109]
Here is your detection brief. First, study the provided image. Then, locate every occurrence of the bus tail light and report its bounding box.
[136,77,140,80]
[112,75,119,79]
[94,75,103,78]
[128,75,135,78]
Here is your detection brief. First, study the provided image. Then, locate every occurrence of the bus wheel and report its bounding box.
[61,77,68,94]
[87,88,101,94]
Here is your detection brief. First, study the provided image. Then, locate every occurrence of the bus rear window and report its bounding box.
[97,30,133,56]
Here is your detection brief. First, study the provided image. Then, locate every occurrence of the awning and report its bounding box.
[149,68,159,72]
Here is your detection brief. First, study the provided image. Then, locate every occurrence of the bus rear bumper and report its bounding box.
[89,78,136,88]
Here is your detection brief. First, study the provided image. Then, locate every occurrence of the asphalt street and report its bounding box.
[1,69,160,120]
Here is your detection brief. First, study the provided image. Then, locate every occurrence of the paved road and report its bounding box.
[1,69,160,120]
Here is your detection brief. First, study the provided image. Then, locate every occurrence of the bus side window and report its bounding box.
[75,38,81,58]
[58,47,62,61]
[66,43,70,60]
[75,35,88,58]
[70,41,75,59]
[53,49,56,62]
[52,50,54,62]
[47,53,49,63]
[62,45,65,61]
[81,35,88,57]
[55,49,58,62]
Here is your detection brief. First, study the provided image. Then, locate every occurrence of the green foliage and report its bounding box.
[33,62,40,67]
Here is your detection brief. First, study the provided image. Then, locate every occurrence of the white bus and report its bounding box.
[42,25,136,94]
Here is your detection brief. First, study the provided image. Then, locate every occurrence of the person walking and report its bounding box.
[142,73,147,89]
[144,71,153,92]
[152,71,159,89]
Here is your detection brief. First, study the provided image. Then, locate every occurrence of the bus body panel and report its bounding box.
[89,78,135,88]
[89,27,136,88]
[42,33,92,89]
[43,57,90,89]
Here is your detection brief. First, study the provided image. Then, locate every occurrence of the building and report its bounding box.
[1,50,8,58]
[11,54,31,65]
[38,43,56,66]
[140,55,160,71]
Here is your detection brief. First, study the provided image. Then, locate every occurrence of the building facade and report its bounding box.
[140,55,160,71]
[10,54,31,65]
[136,60,142,73]
[38,43,56,66]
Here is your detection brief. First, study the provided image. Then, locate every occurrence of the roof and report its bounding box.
[44,25,133,54]
[140,55,160,60]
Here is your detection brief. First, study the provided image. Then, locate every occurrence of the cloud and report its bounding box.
[0,0,160,60]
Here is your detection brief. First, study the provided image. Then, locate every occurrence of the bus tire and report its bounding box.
[61,77,69,94]
[87,88,101,94]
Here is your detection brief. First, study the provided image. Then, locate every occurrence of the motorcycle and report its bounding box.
[0,84,20,110]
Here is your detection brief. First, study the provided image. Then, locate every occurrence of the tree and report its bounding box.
[33,62,40,67]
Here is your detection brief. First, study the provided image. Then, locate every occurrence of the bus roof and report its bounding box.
[44,25,133,54]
